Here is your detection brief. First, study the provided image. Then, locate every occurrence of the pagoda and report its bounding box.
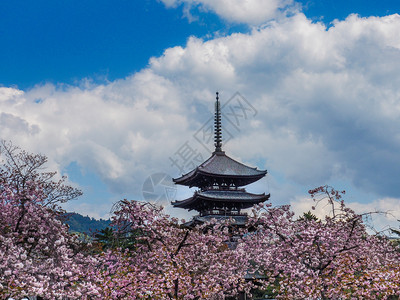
[172,92,270,224]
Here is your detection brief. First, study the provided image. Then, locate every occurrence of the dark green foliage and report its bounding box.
[391,226,400,249]
[298,210,319,221]
[94,227,117,250]
[94,226,147,251]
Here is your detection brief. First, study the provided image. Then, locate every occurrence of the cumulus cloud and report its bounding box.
[160,0,297,25]
[148,13,400,196]
[0,73,189,193]
[1,13,400,219]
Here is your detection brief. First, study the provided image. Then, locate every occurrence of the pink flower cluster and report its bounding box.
[1,179,399,299]
[242,186,400,299]
[0,181,100,299]
[93,200,251,299]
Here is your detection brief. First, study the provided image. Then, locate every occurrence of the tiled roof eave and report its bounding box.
[173,169,267,187]
[173,152,267,186]
[172,192,271,209]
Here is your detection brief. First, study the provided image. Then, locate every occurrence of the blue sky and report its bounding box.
[3,0,399,88]
[1,0,400,229]
[0,0,229,88]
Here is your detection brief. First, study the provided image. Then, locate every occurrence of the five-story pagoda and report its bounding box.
[172,93,270,224]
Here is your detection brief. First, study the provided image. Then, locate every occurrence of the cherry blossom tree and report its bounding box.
[94,200,252,299]
[0,143,99,298]
[0,140,82,209]
[243,186,400,299]
[0,179,100,298]
[91,187,400,299]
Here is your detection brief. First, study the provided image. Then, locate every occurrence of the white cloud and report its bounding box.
[1,13,400,221]
[291,196,400,234]
[160,0,297,25]
[62,201,114,220]
[349,197,400,233]
[290,196,332,219]
[0,87,24,102]
[148,13,400,195]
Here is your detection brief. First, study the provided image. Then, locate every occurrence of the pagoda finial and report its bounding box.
[214,92,222,152]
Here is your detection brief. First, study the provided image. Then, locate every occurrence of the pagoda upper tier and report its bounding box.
[173,151,267,189]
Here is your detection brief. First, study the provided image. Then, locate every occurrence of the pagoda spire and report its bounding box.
[214,92,222,152]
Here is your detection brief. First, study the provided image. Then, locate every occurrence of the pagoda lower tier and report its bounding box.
[172,189,270,217]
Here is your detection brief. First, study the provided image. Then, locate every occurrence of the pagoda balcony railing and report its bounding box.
[200,210,248,217]
[201,186,246,192]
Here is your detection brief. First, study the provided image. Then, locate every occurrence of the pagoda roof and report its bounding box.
[172,189,270,211]
[173,151,267,187]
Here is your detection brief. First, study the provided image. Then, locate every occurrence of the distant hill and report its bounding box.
[64,212,111,235]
